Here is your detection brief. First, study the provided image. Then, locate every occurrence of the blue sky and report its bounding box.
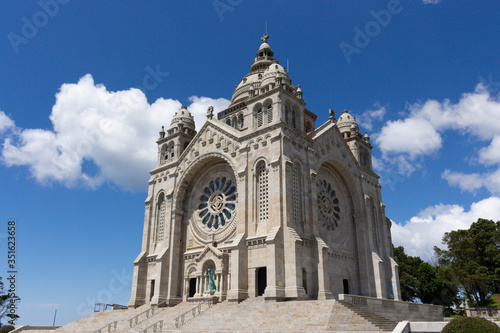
[1,0,499,327]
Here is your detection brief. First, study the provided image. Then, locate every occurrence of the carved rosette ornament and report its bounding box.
[198,176,236,230]
[317,178,341,231]
[188,163,237,244]
[316,166,350,244]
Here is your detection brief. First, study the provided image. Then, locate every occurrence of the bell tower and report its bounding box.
[336,110,373,171]
[157,106,196,166]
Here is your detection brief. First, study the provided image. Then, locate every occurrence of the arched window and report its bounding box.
[161,145,168,163]
[238,114,244,128]
[226,118,231,126]
[285,105,291,125]
[267,104,273,123]
[305,121,312,133]
[164,142,174,162]
[232,117,237,129]
[257,161,269,222]
[156,193,166,242]
[292,108,297,128]
[257,107,263,127]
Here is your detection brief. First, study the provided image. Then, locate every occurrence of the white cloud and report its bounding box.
[375,117,442,158]
[357,103,386,131]
[373,84,500,194]
[411,84,500,140]
[0,111,15,133]
[479,135,500,165]
[422,0,441,4]
[443,169,500,195]
[1,74,230,191]
[391,196,500,260]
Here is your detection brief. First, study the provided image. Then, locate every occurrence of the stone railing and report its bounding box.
[142,319,163,333]
[173,298,214,329]
[129,301,167,328]
[467,307,500,318]
[93,321,117,333]
[339,294,443,322]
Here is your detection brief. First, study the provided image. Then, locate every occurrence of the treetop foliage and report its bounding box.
[434,218,500,307]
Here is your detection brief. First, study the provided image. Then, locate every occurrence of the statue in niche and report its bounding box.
[206,268,216,293]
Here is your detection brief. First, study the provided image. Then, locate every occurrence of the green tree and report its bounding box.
[434,219,500,307]
[394,245,459,306]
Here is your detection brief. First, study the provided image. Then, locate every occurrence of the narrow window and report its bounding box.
[371,202,380,251]
[292,164,301,224]
[257,162,269,222]
[257,108,263,127]
[285,106,290,125]
[267,104,273,123]
[239,114,244,128]
[156,194,166,242]
[292,108,297,128]
[232,117,237,129]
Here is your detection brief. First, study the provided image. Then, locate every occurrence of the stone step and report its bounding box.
[338,301,398,331]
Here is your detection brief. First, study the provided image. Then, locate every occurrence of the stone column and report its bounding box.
[196,274,201,296]
[128,198,154,308]
[165,213,183,306]
[316,237,333,300]
[264,227,286,301]
[227,234,248,302]
[128,251,147,307]
[282,161,306,300]
[227,173,248,303]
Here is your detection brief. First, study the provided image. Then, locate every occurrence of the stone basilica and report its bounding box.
[128,34,401,308]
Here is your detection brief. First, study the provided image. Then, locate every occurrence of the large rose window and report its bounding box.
[317,178,341,231]
[198,176,236,230]
[188,164,238,245]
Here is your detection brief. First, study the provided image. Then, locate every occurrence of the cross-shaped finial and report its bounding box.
[261,33,269,43]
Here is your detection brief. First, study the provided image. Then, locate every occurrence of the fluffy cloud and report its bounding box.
[479,135,500,165]
[1,74,230,191]
[442,169,500,195]
[375,117,442,158]
[357,103,386,131]
[0,110,15,133]
[422,0,441,4]
[392,196,500,260]
[373,84,500,194]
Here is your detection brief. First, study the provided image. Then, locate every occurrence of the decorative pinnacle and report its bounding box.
[329,108,336,122]
[261,33,269,43]
[206,106,214,120]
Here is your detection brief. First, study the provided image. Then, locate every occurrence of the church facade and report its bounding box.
[128,34,401,307]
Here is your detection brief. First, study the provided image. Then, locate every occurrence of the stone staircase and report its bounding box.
[338,301,398,332]
[19,298,399,332]
[53,304,147,333]
[17,302,199,333]
[128,302,202,332]
[170,297,388,332]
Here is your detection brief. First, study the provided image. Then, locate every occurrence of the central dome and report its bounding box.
[229,34,294,106]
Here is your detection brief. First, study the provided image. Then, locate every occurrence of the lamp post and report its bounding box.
[52,308,58,326]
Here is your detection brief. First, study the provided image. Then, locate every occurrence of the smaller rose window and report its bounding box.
[198,176,236,230]
[317,178,341,231]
